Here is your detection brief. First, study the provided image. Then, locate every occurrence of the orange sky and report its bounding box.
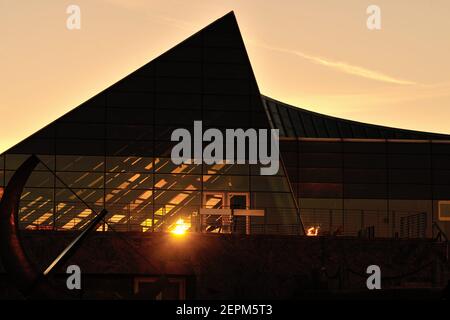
[1,0,450,152]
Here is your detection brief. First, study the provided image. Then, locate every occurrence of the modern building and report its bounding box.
[1,11,450,238]
[1,11,449,299]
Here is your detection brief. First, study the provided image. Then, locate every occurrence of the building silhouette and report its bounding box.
[0,11,449,299]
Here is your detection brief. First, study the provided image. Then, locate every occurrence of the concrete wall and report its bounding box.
[0,232,448,299]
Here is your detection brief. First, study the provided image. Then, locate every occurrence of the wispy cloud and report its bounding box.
[253,42,416,85]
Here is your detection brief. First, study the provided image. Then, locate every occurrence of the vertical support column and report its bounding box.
[361,209,364,234]
[392,210,396,237]
[329,209,333,234]
[246,216,250,235]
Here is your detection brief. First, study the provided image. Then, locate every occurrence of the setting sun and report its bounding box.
[171,218,190,236]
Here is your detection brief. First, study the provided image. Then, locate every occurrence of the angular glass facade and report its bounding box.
[2,12,450,239]
[0,13,299,235]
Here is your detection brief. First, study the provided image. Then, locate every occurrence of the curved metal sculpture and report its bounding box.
[0,154,94,299]
[0,155,57,297]
[0,154,159,299]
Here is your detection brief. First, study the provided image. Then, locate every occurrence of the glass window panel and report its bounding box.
[389,169,431,184]
[299,183,343,198]
[388,154,430,169]
[389,184,431,199]
[107,108,154,124]
[35,155,55,171]
[155,77,201,94]
[204,63,250,79]
[56,123,105,139]
[5,154,28,170]
[154,190,201,208]
[250,163,283,176]
[106,156,153,173]
[252,192,295,209]
[203,45,247,62]
[56,139,104,156]
[203,111,251,127]
[300,153,342,168]
[433,186,450,199]
[153,127,183,141]
[388,142,430,154]
[156,61,201,78]
[344,184,387,199]
[20,187,53,203]
[433,170,450,185]
[432,155,450,169]
[203,175,249,191]
[281,151,297,167]
[300,168,342,183]
[280,140,298,152]
[344,142,386,154]
[251,176,290,192]
[19,187,54,225]
[285,166,298,182]
[106,140,152,157]
[105,189,154,207]
[24,171,54,188]
[155,158,201,174]
[155,174,200,190]
[300,141,342,153]
[343,169,386,184]
[55,204,99,231]
[432,143,450,155]
[156,93,201,109]
[203,94,249,110]
[55,188,104,205]
[106,172,152,189]
[20,204,54,230]
[204,163,248,175]
[106,125,153,141]
[107,92,154,108]
[344,154,386,169]
[203,192,224,209]
[56,155,104,172]
[155,108,201,125]
[55,172,103,189]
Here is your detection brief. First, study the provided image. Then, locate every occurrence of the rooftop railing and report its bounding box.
[18,200,435,239]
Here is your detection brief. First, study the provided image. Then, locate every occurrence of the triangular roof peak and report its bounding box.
[4,11,267,156]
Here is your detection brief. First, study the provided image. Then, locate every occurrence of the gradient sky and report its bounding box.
[1,0,450,152]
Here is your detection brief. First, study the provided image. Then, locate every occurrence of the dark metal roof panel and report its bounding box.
[261,95,450,140]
